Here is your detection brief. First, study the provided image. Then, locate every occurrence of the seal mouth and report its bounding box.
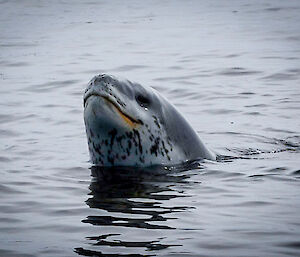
[84,93,142,127]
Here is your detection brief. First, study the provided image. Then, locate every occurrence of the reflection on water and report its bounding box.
[76,164,201,256]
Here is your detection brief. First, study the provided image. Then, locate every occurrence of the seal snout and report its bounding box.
[92,74,116,87]
[84,74,143,129]
[84,74,115,106]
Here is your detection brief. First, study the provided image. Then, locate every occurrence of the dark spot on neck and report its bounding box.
[133,129,143,154]
[150,137,160,156]
[108,128,117,147]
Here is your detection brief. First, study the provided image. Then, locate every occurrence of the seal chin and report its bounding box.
[84,93,142,129]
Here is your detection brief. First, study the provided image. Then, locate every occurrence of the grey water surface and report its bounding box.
[1,1,300,256]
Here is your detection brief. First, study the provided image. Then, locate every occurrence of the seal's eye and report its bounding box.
[136,94,150,108]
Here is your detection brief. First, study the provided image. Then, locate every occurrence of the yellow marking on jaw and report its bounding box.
[104,97,141,128]
[114,106,139,128]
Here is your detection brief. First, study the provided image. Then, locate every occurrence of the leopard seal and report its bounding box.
[83,74,215,166]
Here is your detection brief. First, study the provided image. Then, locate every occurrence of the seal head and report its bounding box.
[84,74,215,166]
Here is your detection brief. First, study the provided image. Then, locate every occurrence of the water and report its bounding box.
[1,0,300,256]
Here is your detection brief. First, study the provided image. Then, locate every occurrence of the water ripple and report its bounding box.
[217,67,262,76]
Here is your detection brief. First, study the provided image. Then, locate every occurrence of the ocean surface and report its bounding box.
[1,1,300,256]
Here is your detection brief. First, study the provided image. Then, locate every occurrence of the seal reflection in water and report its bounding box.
[83,74,215,166]
[74,164,200,255]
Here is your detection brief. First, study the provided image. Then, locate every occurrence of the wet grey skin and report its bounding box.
[83,74,216,167]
